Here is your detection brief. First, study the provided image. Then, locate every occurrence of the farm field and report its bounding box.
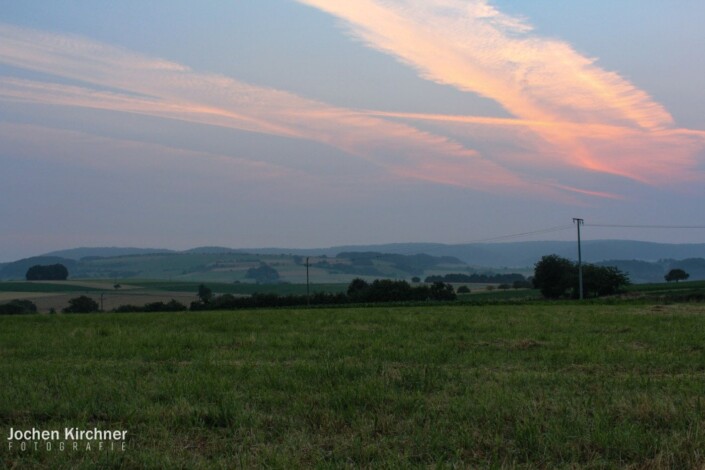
[1,304,705,468]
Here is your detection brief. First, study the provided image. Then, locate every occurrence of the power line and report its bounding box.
[586,224,705,229]
[464,225,574,244]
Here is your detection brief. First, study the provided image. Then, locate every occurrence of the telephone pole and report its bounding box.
[573,218,584,300]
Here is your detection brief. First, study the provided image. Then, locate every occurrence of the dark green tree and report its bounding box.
[665,268,690,283]
[346,278,369,301]
[197,284,213,304]
[63,296,99,313]
[582,264,630,297]
[25,264,69,281]
[533,255,577,299]
[429,282,457,300]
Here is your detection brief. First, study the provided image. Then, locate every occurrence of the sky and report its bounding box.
[1,0,704,262]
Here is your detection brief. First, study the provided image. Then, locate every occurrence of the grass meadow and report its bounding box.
[1,304,705,468]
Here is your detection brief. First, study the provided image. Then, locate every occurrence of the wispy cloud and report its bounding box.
[1,9,702,201]
[295,0,704,184]
[0,23,551,196]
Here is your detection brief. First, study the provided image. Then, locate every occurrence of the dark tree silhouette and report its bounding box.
[665,268,690,283]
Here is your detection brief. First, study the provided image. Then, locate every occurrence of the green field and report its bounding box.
[2,304,705,468]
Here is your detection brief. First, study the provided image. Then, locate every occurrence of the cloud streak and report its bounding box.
[1,7,703,201]
[295,0,704,184]
[0,23,549,195]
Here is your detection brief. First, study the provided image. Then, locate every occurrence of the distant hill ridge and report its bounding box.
[42,247,175,260]
[38,240,705,266]
[1,240,704,283]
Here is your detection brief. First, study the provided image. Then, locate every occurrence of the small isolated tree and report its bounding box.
[665,268,690,283]
[457,285,471,294]
[63,296,99,313]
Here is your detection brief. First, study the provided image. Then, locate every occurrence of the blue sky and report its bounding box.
[1,1,704,261]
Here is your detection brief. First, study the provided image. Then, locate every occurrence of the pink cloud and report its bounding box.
[295,0,704,185]
[0,24,547,196]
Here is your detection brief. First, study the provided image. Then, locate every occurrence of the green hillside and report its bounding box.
[0,251,470,284]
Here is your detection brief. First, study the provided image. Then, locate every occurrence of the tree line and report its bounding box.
[5,254,695,315]
[424,273,528,285]
[191,278,457,311]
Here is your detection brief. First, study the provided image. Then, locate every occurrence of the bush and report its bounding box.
[116,299,188,313]
[0,299,38,315]
[114,304,143,313]
[457,286,471,294]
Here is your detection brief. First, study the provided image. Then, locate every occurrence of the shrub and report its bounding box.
[116,299,188,313]
[114,304,143,313]
[144,300,188,312]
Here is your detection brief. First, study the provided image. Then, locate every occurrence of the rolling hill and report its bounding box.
[2,240,704,283]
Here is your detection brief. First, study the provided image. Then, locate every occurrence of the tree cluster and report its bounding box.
[245,263,281,284]
[533,254,630,299]
[347,279,456,303]
[190,278,457,311]
[114,299,187,313]
[25,264,69,281]
[424,273,527,284]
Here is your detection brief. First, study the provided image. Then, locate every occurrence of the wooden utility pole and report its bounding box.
[573,218,584,300]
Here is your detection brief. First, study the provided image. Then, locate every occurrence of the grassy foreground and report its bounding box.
[1,304,705,468]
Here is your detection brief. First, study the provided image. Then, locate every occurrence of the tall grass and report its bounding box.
[1,304,704,468]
